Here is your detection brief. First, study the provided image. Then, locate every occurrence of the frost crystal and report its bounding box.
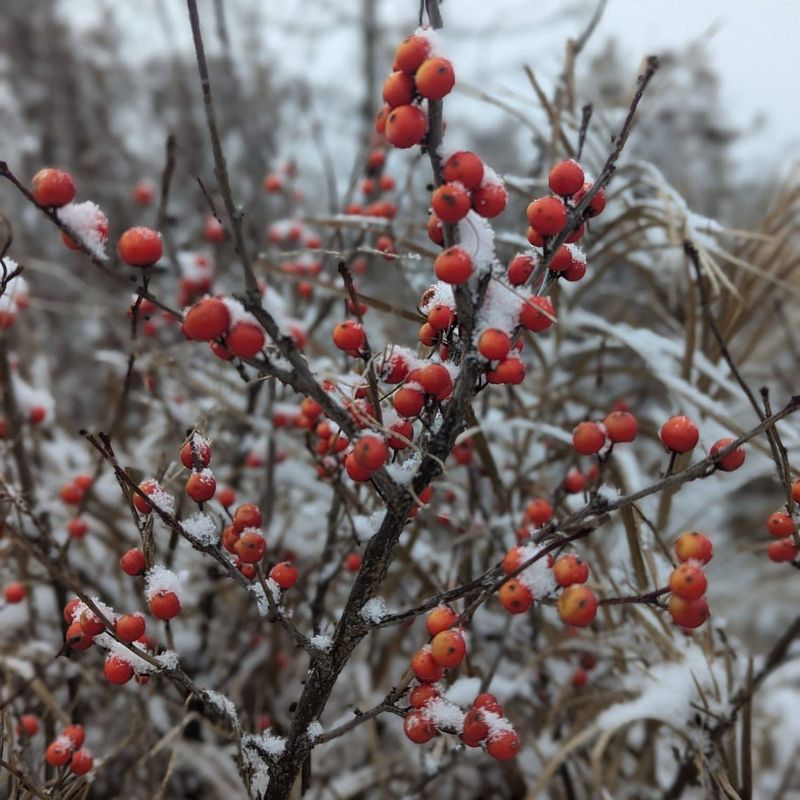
[181,512,218,545]
[360,597,388,624]
[306,721,324,742]
[310,634,333,652]
[144,566,185,603]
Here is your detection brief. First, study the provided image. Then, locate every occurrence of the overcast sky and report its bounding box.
[61,0,799,175]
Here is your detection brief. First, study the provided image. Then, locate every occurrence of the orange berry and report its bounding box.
[182,297,230,341]
[557,585,598,627]
[709,437,745,471]
[668,595,709,629]
[104,655,134,684]
[393,35,430,74]
[384,105,428,149]
[519,296,555,332]
[525,498,553,526]
[31,168,76,207]
[501,546,523,575]
[766,512,795,539]
[478,328,511,361]
[430,629,466,668]
[668,564,707,601]
[443,151,483,190]
[603,411,637,443]
[118,226,162,267]
[526,196,567,236]
[415,364,452,400]
[431,182,471,223]
[148,590,181,620]
[572,421,606,455]
[410,683,440,708]
[498,579,533,614]
[415,57,455,100]
[674,531,713,564]
[434,246,473,284]
[332,320,365,352]
[659,416,699,453]
[548,159,585,197]
[418,322,437,347]
[403,710,436,743]
[411,649,444,683]
[426,606,458,636]
[382,71,415,107]
[553,554,589,587]
[473,182,507,218]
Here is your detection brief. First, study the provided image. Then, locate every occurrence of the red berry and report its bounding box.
[63,597,81,623]
[709,437,745,471]
[217,487,236,507]
[387,419,414,450]
[557,585,598,627]
[226,322,265,359]
[133,180,154,205]
[120,548,147,576]
[332,320,365,352]
[427,214,444,245]
[344,552,362,572]
[519,296,555,332]
[526,196,568,236]
[563,469,586,494]
[507,253,535,286]
[415,57,455,100]
[668,595,709,629]
[411,649,444,683]
[766,512,795,539]
[46,740,72,767]
[668,564,707,601]
[572,421,606,455]
[525,498,553,526]
[460,708,489,746]
[65,622,93,651]
[675,531,714,564]
[473,693,503,715]
[426,606,458,636]
[410,684,440,709]
[604,411,638,443]
[553,554,589,587]
[180,436,212,469]
[104,655,134,684]
[148,590,181,620]
[434,247,473,284]
[674,532,713,564]
[234,531,267,564]
[384,105,428,149]
[80,609,105,636]
[443,151,484,190]
[16,714,39,737]
[415,364,452,400]
[792,479,800,503]
[233,503,263,533]
[431,182,471,223]
[472,182,507,218]
[393,386,425,418]
[574,181,606,216]
[67,517,88,539]
[427,304,455,331]
[182,297,230,342]
[548,159,585,197]
[69,749,94,775]
[31,168,76,207]
[660,416,699,453]
[487,729,520,760]
[116,613,146,643]
[354,435,388,471]
[203,215,225,243]
[487,357,525,385]
[478,329,511,361]
[430,629,466,668]
[62,724,85,749]
[270,561,298,589]
[767,538,798,563]
[60,483,85,505]
[393,35,430,74]
[498,579,533,614]
[382,71,415,107]
[118,226,162,267]
[403,710,436,743]
[186,471,216,503]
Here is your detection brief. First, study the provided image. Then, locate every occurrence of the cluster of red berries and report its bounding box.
[764,481,799,563]
[376,32,454,149]
[44,724,93,775]
[262,159,303,201]
[403,608,520,759]
[180,434,217,504]
[343,146,398,223]
[667,532,713,628]
[525,159,604,250]
[181,295,265,359]
[428,150,507,230]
